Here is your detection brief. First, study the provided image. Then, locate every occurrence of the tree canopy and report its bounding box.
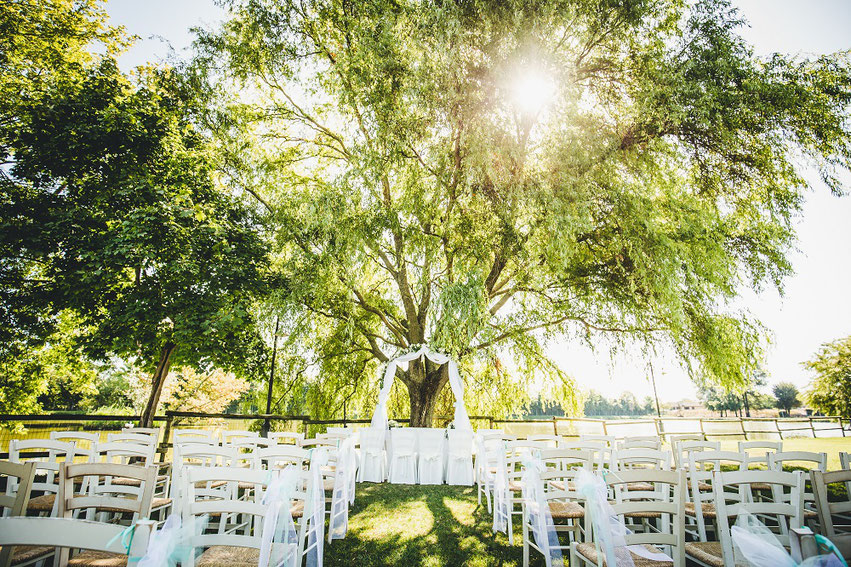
[194,0,851,425]
[772,381,801,414]
[0,1,270,422]
[805,336,851,417]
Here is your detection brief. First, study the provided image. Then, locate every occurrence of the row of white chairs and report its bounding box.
[0,457,332,567]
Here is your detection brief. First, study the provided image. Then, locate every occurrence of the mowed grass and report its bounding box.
[325,438,851,566]
[324,483,545,567]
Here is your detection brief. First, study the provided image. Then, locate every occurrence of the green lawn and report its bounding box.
[325,483,546,567]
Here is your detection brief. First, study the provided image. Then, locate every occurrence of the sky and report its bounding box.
[105,0,851,403]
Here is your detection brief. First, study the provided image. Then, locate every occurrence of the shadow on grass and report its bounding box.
[324,483,549,567]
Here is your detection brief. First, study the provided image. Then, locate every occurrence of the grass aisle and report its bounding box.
[325,483,548,567]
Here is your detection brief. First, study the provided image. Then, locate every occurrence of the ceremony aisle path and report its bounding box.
[324,483,544,567]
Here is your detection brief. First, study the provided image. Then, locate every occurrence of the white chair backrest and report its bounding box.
[50,431,99,462]
[713,469,803,566]
[539,448,594,472]
[254,445,309,471]
[738,440,782,466]
[840,451,850,470]
[175,444,237,469]
[326,427,354,437]
[173,429,218,445]
[107,432,158,448]
[8,439,76,506]
[580,434,616,448]
[221,430,259,445]
[270,432,304,446]
[613,447,672,471]
[391,428,417,456]
[526,434,560,447]
[94,441,155,465]
[768,451,827,472]
[557,441,607,470]
[602,469,687,567]
[418,429,445,457]
[0,517,154,564]
[447,429,473,457]
[59,462,157,521]
[617,436,662,450]
[0,461,35,521]
[675,440,720,470]
[812,469,851,559]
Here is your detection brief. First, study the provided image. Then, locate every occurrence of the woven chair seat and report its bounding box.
[624,510,662,519]
[290,501,305,519]
[684,541,724,567]
[323,478,336,492]
[0,545,53,566]
[196,543,293,567]
[508,481,525,492]
[67,550,127,567]
[548,501,585,519]
[110,475,169,487]
[684,502,717,518]
[626,482,655,491]
[26,494,55,512]
[575,542,673,566]
[697,482,712,491]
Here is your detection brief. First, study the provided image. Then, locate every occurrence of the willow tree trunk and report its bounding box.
[406,359,450,427]
[140,342,176,428]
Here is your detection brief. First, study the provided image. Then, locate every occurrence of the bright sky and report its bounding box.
[105,0,851,403]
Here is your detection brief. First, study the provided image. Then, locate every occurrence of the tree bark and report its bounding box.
[140,342,176,428]
[406,360,450,427]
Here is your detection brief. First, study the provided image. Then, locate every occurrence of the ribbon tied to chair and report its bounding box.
[521,456,564,566]
[731,510,846,567]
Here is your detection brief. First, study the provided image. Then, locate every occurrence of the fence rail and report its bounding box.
[0,411,846,458]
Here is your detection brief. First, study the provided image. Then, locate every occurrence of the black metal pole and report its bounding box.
[263,316,280,436]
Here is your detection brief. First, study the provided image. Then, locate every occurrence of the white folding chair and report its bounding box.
[173,429,219,446]
[49,432,100,463]
[812,468,851,560]
[570,469,687,567]
[357,428,386,483]
[685,450,747,542]
[57,462,157,566]
[768,450,826,524]
[8,439,76,517]
[685,469,803,567]
[417,429,445,485]
[446,429,474,486]
[93,441,171,520]
[557,441,608,471]
[0,461,41,567]
[388,428,418,484]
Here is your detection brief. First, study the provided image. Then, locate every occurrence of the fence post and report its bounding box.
[841,417,847,438]
[699,418,706,441]
[741,418,748,440]
[602,420,608,436]
[552,416,558,436]
[775,418,783,440]
[810,417,817,438]
[654,418,665,444]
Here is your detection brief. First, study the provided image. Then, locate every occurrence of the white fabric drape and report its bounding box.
[521,457,564,566]
[328,437,357,541]
[370,346,472,431]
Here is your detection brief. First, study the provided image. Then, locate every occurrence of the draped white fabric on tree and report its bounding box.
[370,346,473,431]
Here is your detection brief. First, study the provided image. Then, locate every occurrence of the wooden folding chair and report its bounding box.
[0,461,40,567]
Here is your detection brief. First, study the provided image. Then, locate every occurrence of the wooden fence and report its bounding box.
[0,411,847,459]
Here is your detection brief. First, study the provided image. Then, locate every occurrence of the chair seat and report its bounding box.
[152,497,172,510]
[323,478,336,492]
[625,510,662,519]
[111,475,169,487]
[26,494,55,512]
[684,541,724,567]
[67,550,127,567]
[575,542,672,566]
[626,482,655,491]
[697,481,712,491]
[684,502,717,518]
[196,544,292,567]
[290,501,305,519]
[549,501,585,519]
[508,481,525,492]
[0,545,54,566]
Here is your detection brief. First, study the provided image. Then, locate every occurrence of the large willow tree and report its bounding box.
[198,0,851,426]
